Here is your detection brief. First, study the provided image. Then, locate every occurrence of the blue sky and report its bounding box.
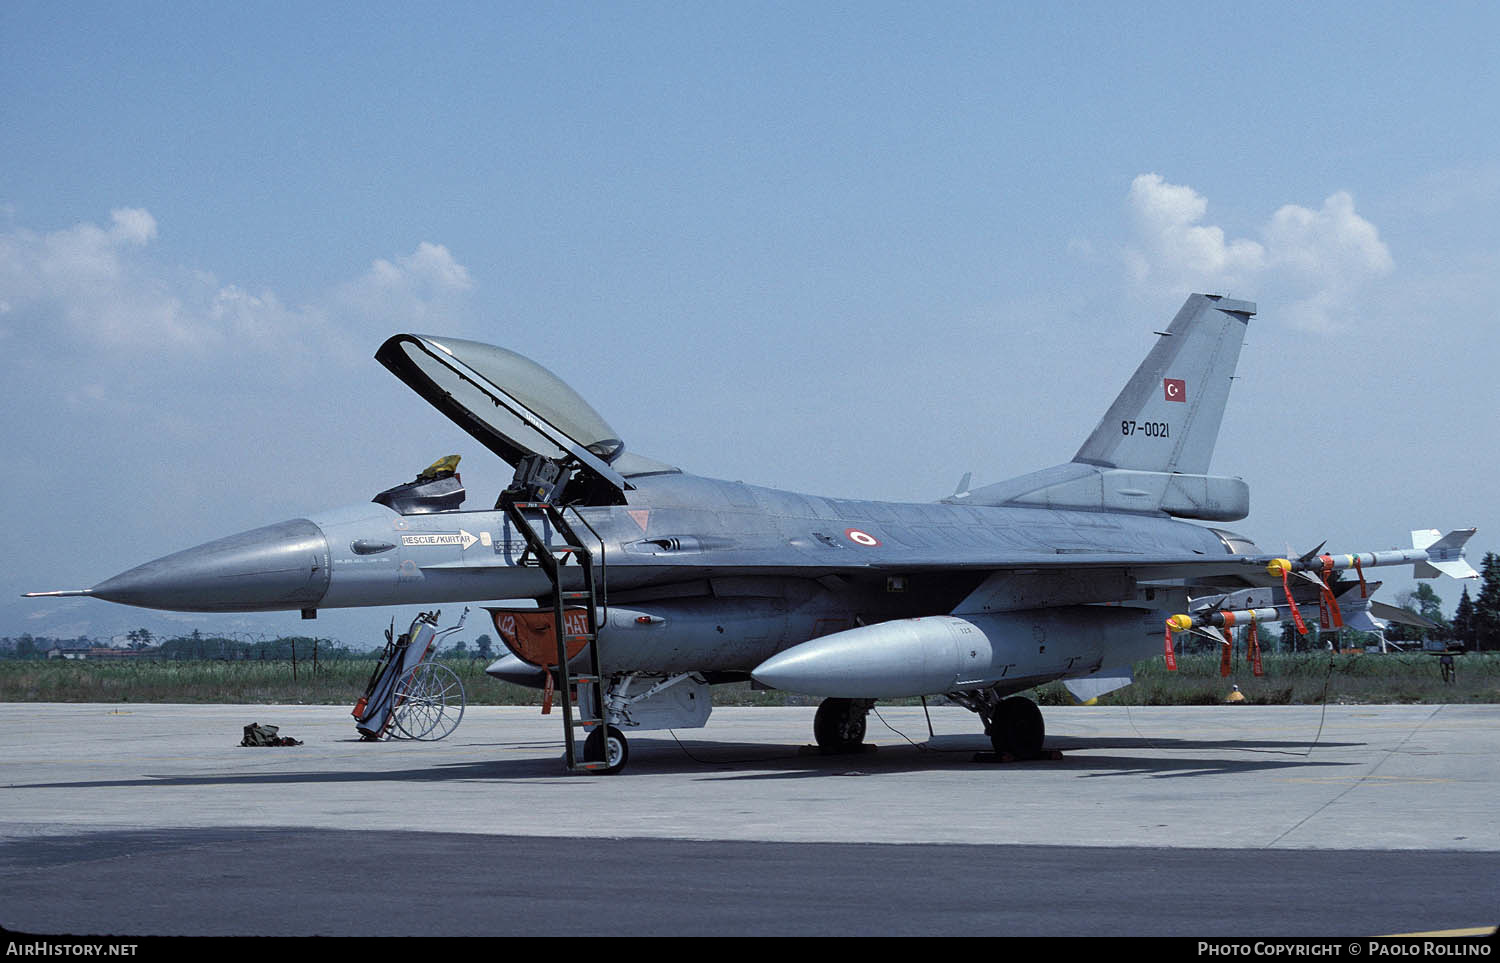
[4,2,1497,646]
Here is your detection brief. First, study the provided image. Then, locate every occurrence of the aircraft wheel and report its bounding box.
[990,697,1044,759]
[813,698,868,753]
[391,662,466,741]
[583,724,629,774]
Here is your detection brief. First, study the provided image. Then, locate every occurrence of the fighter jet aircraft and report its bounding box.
[27,294,1478,773]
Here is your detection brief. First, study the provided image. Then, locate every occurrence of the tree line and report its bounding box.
[0,628,497,661]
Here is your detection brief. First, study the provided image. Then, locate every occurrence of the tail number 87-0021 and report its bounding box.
[1121,420,1170,437]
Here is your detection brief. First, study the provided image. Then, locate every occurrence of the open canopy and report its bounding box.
[376,334,675,495]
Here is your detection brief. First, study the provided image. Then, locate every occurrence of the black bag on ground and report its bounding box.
[241,723,301,747]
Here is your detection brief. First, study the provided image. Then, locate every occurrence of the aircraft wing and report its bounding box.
[863,539,1473,608]
[862,550,1268,580]
[863,551,1280,610]
[418,548,1265,582]
[423,544,1455,591]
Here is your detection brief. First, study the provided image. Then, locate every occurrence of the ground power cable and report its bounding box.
[664,728,808,767]
[870,700,1018,756]
[1122,650,1339,758]
[1261,702,1446,850]
[670,648,1343,768]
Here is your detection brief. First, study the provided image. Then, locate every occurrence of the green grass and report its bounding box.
[0,657,537,706]
[2,652,1497,706]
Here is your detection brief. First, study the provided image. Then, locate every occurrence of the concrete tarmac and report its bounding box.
[2,702,1497,936]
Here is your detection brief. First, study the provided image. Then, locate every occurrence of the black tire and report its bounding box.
[583,724,629,774]
[989,697,1045,759]
[813,698,868,753]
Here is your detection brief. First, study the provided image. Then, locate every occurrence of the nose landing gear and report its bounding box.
[583,724,629,775]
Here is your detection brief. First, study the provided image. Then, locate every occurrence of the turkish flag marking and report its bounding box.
[1163,378,1186,402]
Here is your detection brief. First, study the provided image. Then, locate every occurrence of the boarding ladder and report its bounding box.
[499,495,609,772]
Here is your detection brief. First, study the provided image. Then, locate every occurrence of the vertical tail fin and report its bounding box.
[1072,294,1253,474]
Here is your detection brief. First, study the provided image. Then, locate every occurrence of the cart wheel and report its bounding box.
[392,662,466,741]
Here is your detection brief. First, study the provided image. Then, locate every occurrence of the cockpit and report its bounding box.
[372,334,678,512]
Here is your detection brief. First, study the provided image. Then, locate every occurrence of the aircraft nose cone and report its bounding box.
[90,518,332,612]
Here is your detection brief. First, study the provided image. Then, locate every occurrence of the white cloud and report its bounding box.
[0,208,198,349]
[108,207,158,245]
[0,210,474,360]
[1262,191,1394,329]
[333,241,475,329]
[1123,174,1393,331]
[1125,174,1265,293]
[208,284,326,344]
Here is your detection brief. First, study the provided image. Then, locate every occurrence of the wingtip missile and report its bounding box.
[1173,530,1479,658]
[1265,526,1480,583]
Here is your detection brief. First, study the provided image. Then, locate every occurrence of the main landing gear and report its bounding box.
[812,692,1048,761]
[834,690,1044,756]
[813,698,874,753]
[985,696,1045,760]
[922,690,1050,761]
